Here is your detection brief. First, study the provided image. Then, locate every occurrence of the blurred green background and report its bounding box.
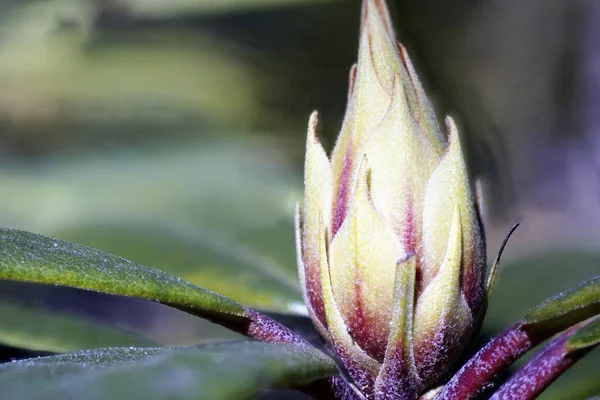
[0,0,598,399]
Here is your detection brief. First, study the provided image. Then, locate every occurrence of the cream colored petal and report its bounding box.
[422,117,478,286]
[302,111,333,326]
[329,0,400,216]
[375,255,420,399]
[396,43,444,151]
[363,0,395,38]
[319,216,380,394]
[366,77,442,242]
[414,206,469,338]
[329,159,404,361]
[413,206,472,383]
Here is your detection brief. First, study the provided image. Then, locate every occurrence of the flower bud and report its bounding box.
[295,0,486,398]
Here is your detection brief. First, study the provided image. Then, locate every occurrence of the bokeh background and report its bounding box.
[0,0,598,399]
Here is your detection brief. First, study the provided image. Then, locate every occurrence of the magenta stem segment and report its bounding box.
[490,324,595,400]
[245,309,310,346]
[435,322,533,400]
[235,309,358,399]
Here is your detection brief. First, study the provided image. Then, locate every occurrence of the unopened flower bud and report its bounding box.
[296,0,486,398]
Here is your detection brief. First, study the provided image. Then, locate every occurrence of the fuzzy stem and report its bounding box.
[489,323,596,400]
[245,309,311,345]
[435,322,534,400]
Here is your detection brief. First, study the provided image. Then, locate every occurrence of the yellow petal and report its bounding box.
[328,159,403,362]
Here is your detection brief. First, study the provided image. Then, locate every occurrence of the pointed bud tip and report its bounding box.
[445,116,462,151]
[307,111,320,141]
[362,0,394,37]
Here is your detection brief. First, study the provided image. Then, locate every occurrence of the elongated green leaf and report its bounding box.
[567,317,600,352]
[54,221,304,314]
[0,228,246,325]
[0,299,154,353]
[0,342,338,400]
[524,276,600,331]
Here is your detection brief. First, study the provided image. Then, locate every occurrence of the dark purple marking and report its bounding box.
[461,246,485,319]
[333,148,354,236]
[305,257,327,329]
[348,266,387,363]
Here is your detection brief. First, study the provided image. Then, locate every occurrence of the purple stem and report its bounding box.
[435,322,534,400]
[245,309,310,346]
[490,323,595,400]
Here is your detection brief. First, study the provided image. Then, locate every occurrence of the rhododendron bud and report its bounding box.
[295,0,486,398]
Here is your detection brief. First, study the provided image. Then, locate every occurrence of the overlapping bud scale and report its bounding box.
[295,0,487,398]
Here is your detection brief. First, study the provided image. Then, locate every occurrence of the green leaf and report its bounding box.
[0,299,154,353]
[523,276,600,331]
[566,317,600,352]
[0,228,247,325]
[53,221,304,314]
[0,342,338,400]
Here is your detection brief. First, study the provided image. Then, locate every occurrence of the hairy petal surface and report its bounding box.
[302,112,333,327]
[329,161,403,362]
[413,206,472,386]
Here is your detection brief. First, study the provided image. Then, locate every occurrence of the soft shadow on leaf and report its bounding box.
[0,281,242,350]
[0,341,338,400]
[0,298,154,353]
